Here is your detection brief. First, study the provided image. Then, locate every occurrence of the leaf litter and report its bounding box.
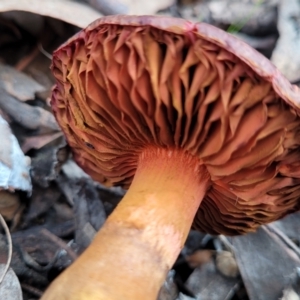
[0,0,299,299]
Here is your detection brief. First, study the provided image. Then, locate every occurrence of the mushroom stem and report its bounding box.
[41,148,210,300]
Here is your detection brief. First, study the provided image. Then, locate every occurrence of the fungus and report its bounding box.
[42,15,300,300]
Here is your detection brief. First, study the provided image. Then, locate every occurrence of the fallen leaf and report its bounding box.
[0,0,102,29]
[0,62,44,101]
[272,212,300,241]
[271,0,300,82]
[231,226,300,300]
[30,136,68,188]
[21,132,63,153]
[186,257,240,300]
[22,185,61,226]
[72,179,106,253]
[0,89,60,131]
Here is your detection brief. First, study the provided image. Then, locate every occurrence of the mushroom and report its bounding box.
[42,15,300,300]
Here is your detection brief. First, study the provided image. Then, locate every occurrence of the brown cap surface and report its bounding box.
[51,15,300,235]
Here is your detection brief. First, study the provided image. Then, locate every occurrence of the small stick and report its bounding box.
[224,281,242,300]
[38,43,52,60]
[40,228,78,261]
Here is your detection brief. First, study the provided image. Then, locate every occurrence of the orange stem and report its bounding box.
[41,148,210,300]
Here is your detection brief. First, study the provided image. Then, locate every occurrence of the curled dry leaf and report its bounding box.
[0,115,31,192]
[30,136,68,188]
[0,0,102,29]
[0,265,22,300]
[0,62,44,101]
[72,179,106,253]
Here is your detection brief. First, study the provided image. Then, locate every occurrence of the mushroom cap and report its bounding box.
[51,15,300,235]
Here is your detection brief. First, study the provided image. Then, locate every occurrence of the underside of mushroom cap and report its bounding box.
[51,15,300,235]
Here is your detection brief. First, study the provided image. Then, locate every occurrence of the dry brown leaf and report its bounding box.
[0,115,31,192]
[0,0,102,29]
[21,132,63,153]
[0,63,44,101]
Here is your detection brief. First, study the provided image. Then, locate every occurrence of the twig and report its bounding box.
[38,43,52,60]
[224,281,242,300]
[40,228,78,261]
[15,245,61,272]
[0,214,13,284]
